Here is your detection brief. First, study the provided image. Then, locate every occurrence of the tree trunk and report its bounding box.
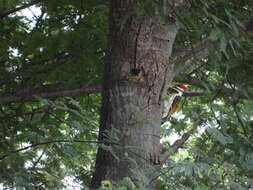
[90,1,178,189]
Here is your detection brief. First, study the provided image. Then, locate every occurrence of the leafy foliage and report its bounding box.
[99,178,139,190]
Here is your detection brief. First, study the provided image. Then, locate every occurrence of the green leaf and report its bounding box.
[207,128,232,145]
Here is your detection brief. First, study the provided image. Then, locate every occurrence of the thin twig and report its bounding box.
[0,139,100,160]
[0,0,45,19]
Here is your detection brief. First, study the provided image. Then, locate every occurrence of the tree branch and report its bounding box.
[0,77,248,104]
[0,0,45,19]
[172,37,211,61]
[160,120,201,164]
[0,84,101,104]
[183,91,204,97]
[1,72,250,104]
[176,75,249,99]
[171,18,253,61]
[176,75,206,88]
[0,139,100,160]
[0,52,72,87]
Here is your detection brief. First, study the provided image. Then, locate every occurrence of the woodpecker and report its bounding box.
[162,84,188,124]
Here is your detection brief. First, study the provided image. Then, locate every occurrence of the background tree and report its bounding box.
[0,0,253,189]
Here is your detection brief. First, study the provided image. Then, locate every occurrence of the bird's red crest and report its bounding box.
[178,85,188,90]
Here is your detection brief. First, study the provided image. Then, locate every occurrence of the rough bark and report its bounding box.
[90,1,178,189]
